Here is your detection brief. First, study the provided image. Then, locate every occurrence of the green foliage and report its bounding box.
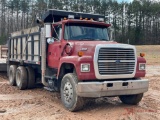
[0,35,7,45]
[1,0,160,45]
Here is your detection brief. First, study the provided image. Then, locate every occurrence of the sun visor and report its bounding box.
[42,9,105,23]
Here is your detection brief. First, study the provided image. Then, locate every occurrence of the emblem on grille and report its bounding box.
[115,60,121,63]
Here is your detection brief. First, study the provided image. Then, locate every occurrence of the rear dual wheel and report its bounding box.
[26,67,35,89]
[9,65,35,89]
[16,66,28,90]
[9,65,17,86]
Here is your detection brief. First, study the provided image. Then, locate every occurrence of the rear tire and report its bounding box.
[16,66,28,90]
[9,65,17,86]
[61,73,85,112]
[119,93,143,105]
[26,67,35,89]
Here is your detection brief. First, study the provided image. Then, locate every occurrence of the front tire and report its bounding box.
[119,93,143,105]
[16,66,28,90]
[61,73,85,112]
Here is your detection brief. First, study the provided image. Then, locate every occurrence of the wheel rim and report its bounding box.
[16,70,21,86]
[63,80,73,105]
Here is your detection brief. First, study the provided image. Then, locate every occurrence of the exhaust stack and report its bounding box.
[41,26,48,87]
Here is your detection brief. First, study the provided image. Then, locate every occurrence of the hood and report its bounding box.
[67,41,118,56]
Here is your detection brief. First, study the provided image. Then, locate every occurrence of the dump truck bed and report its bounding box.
[0,45,7,72]
[0,59,6,72]
[9,26,41,65]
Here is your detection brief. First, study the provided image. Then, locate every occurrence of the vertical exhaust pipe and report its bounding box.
[41,23,52,87]
[41,26,48,87]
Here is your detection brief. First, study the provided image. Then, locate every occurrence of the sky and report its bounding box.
[117,0,133,3]
[117,0,160,3]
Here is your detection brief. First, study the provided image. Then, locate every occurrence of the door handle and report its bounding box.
[48,52,51,55]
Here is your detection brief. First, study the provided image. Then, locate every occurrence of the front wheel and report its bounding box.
[119,93,143,105]
[60,73,85,112]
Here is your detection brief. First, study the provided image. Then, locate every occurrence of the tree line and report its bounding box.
[0,0,160,45]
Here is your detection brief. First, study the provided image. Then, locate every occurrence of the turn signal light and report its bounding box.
[140,53,145,57]
[78,51,84,57]
[64,17,67,20]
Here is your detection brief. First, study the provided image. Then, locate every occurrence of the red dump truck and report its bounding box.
[7,9,149,111]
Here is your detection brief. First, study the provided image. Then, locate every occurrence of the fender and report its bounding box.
[57,56,96,80]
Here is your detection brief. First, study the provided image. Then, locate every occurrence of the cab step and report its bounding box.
[44,75,58,91]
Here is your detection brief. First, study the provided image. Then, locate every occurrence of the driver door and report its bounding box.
[47,24,62,68]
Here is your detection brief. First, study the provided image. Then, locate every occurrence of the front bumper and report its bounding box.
[77,79,149,97]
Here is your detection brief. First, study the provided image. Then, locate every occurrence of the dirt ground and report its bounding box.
[0,45,160,120]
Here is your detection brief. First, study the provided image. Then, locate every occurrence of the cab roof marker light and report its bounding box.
[90,18,94,21]
[64,17,67,20]
[98,18,104,22]
[68,15,74,19]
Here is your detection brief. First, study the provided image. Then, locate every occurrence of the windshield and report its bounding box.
[64,23,109,41]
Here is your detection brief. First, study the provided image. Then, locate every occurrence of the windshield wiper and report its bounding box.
[101,38,108,40]
[92,38,108,41]
[78,37,109,41]
[79,37,93,41]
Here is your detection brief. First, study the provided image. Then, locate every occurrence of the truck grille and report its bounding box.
[98,48,135,75]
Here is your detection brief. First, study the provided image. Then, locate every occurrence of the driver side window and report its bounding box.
[52,25,62,40]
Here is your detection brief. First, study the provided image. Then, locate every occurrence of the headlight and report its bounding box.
[81,64,90,72]
[139,63,146,70]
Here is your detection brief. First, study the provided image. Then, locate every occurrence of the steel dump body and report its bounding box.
[0,45,7,72]
[9,27,41,65]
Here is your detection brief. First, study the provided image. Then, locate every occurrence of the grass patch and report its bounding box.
[136,45,160,64]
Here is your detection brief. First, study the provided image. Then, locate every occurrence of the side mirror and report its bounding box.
[47,38,54,44]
